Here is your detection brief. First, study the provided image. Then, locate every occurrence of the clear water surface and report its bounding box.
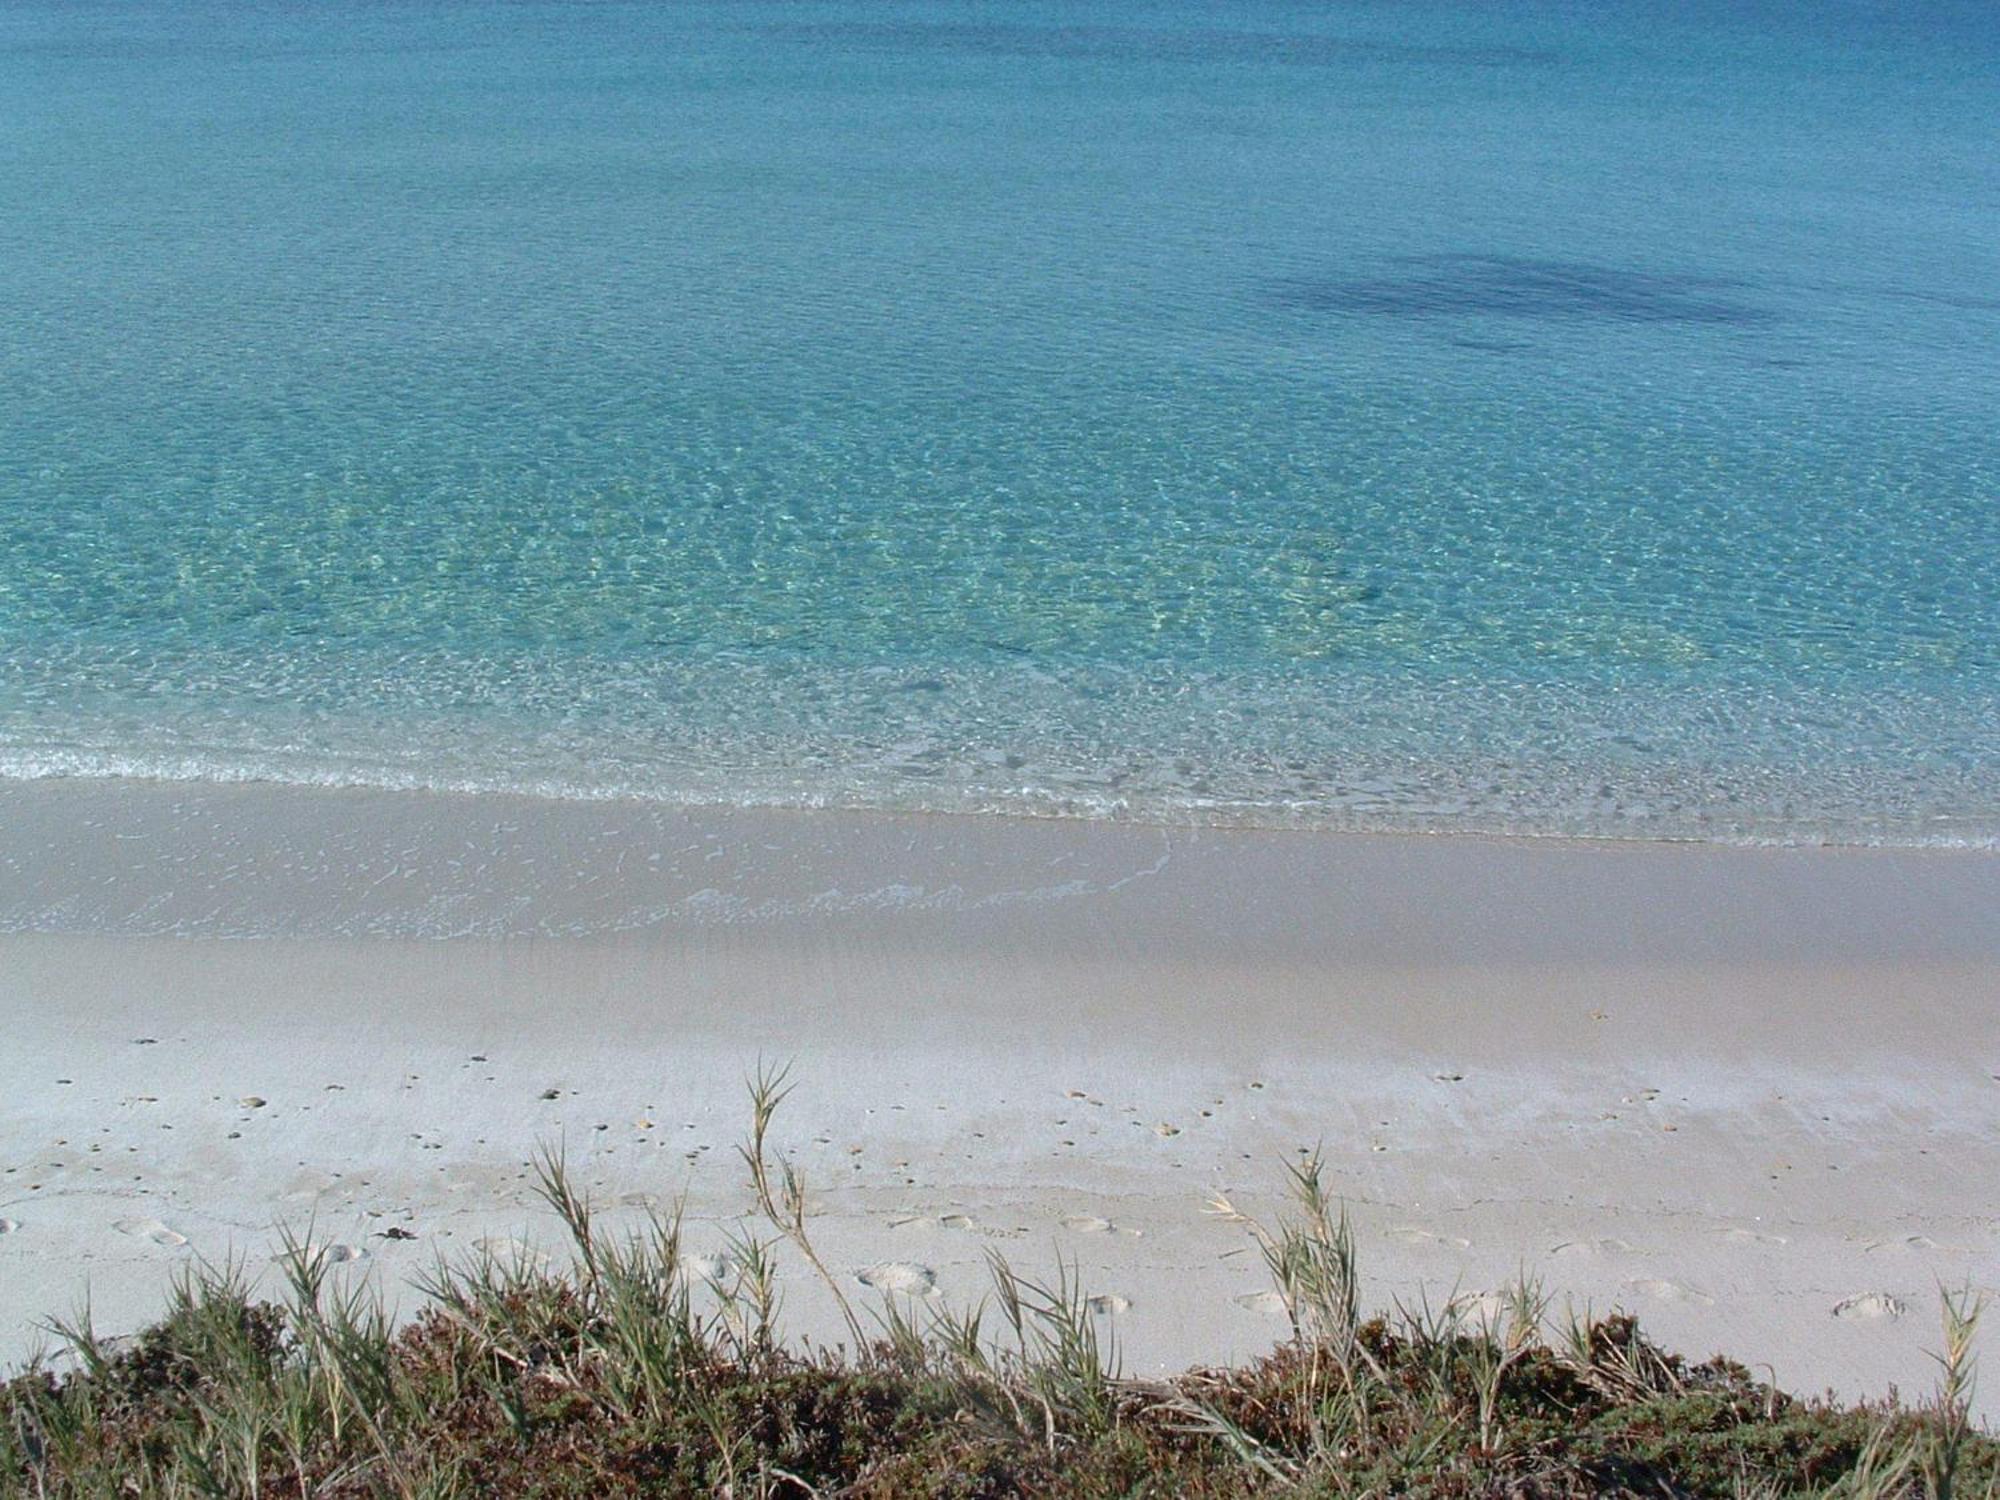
[2,0,1997,842]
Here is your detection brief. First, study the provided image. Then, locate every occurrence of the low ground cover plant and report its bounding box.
[4,1065,1992,1497]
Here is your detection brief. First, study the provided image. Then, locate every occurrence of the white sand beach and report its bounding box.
[1,779,1997,1411]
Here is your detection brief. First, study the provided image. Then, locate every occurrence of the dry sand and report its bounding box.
[1,779,1997,1410]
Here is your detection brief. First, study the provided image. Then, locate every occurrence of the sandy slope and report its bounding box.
[1,782,1996,1410]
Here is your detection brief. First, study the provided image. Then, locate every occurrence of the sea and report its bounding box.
[3,0,1997,845]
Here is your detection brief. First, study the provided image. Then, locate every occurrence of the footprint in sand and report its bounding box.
[1865,1235,1956,1255]
[1061,1215,1114,1234]
[857,1262,936,1296]
[1551,1237,1638,1259]
[114,1217,188,1248]
[0,1218,18,1236]
[1718,1227,1787,1246]
[474,1237,550,1267]
[618,1191,662,1209]
[680,1253,738,1286]
[1450,1290,1511,1322]
[1833,1293,1906,1321]
[307,1242,370,1265]
[1623,1278,1713,1306]
[1087,1294,1132,1317]
[889,1213,978,1233]
[1234,1290,1291,1316]
[1387,1226,1471,1249]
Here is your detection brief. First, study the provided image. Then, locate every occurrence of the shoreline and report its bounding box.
[4,775,2000,942]
[5,670,1998,850]
[1,777,1996,1412]
[9,766,2000,854]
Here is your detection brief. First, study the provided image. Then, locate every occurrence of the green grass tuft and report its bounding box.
[3,1073,1993,1497]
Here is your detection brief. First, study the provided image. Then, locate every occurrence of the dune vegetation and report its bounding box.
[4,1067,1992,1498]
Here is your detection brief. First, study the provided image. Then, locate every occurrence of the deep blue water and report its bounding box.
[2,0,1997,841]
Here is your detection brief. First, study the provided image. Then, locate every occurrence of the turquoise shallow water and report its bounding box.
[2,1,1997,842]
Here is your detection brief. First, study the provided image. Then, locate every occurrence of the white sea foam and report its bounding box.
[0,729,1992,850]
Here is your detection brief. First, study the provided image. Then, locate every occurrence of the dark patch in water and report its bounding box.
[750,22,1555,70]
[1872,286,2000,314]
[1273,256,1777,327]
[1447,336,1535,354]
